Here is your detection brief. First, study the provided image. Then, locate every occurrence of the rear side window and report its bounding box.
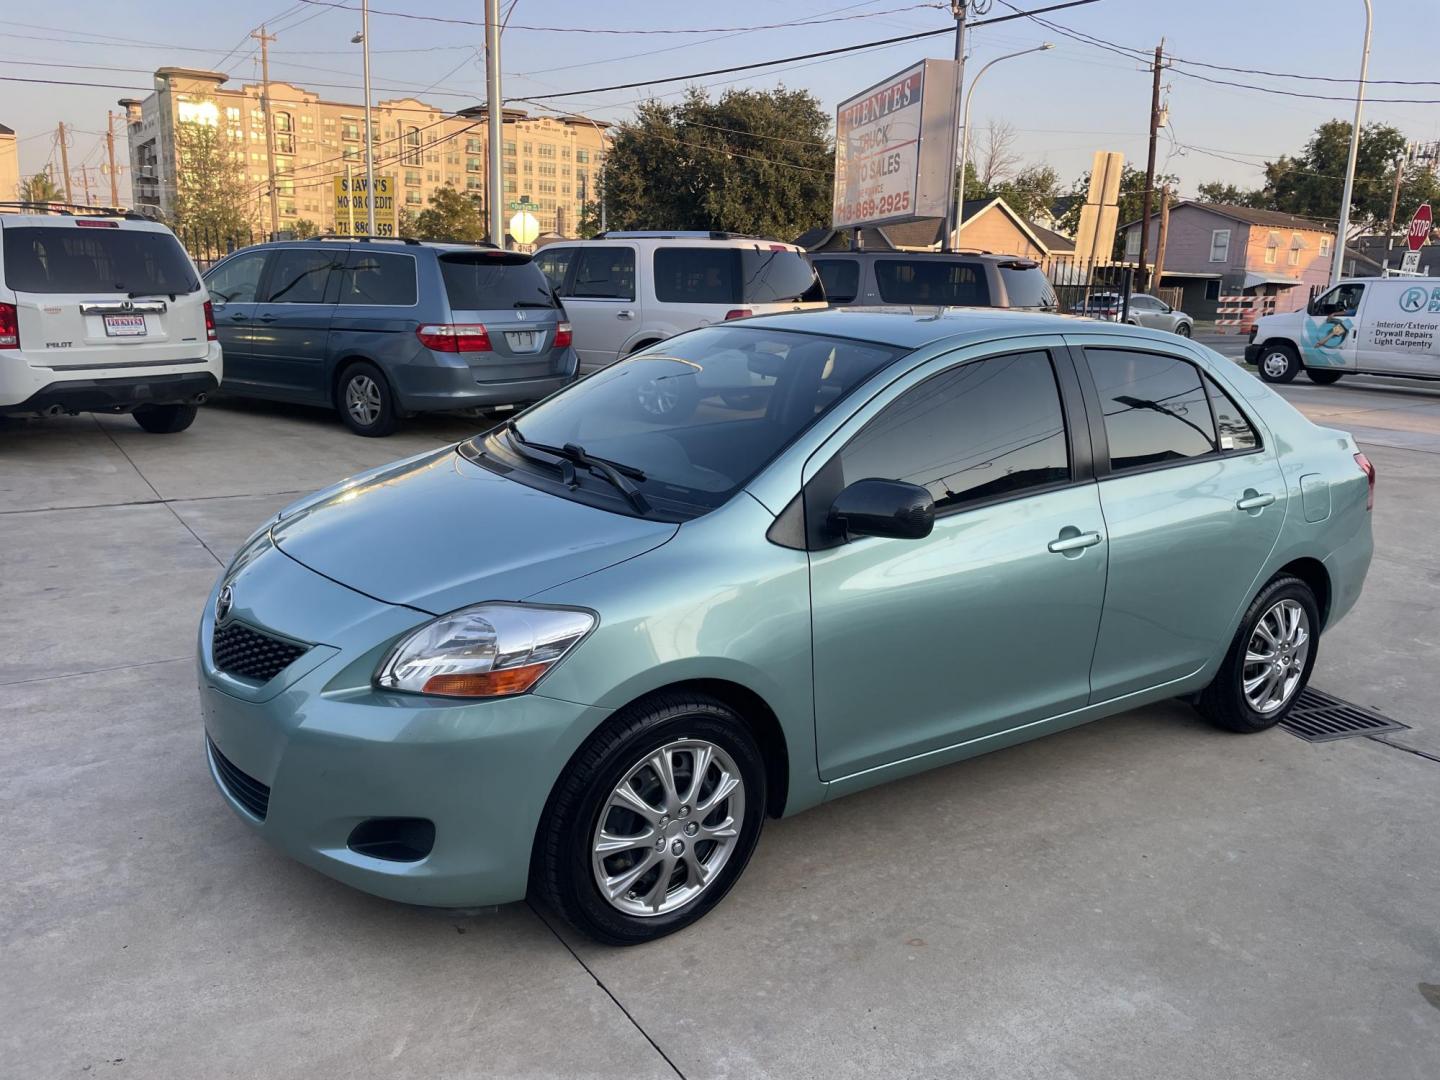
[2,225,198,295]
[1086,348,1217,471]
[739,249,823,304]
[439,252,555,310]
[998,266,1057,310]
[653,248,735,303]
[814,259,860,304]
[337,251,416,306]
[839,351,1070,513]
[1205,375,1260,452]
[874,259,990,306]
[570,247,635,299]
[261,248,341,304]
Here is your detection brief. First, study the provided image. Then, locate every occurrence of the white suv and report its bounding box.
[533,231,825,372]
[0,210,221,433]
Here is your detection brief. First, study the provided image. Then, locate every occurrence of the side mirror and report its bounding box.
[828,478,934,541]
[1161,302,1172,313]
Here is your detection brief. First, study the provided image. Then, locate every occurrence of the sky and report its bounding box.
[6,0,1439,207]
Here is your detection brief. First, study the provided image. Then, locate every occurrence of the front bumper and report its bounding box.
[197,547,608,907]
[1244,343,1263,365]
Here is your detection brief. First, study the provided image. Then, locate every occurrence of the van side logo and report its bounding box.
[1400,287,1426,312]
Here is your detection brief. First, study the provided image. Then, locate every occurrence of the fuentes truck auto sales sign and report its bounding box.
[832,58,959,229]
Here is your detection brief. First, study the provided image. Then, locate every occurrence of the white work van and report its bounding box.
[1246,276,1440,385]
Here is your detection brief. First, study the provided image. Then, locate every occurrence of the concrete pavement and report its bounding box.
[3,384,1438,1079]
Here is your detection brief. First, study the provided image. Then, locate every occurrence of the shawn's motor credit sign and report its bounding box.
[832,59,958,229]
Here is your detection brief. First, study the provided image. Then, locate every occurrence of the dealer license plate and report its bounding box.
[104,314,148,337]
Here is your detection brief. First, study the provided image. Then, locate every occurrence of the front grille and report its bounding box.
[207,736,270,820]
[212,620,308,682]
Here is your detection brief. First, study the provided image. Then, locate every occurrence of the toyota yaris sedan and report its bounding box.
[199,309,1374,945]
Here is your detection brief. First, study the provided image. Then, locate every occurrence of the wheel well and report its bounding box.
[1275,557,1331,628]
[1260,338,1299,354]
[331,356,384,401]
[627,339,662,355]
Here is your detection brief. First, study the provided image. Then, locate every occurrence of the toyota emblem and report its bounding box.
[216,584,234,622]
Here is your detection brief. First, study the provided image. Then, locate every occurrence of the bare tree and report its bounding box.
[976,120,1022,192]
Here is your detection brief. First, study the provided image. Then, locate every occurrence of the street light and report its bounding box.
[1330,0,1372,287]
[351,0,375,235]
[951,43,1054,248]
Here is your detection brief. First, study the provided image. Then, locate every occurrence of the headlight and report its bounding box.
[376,603,595,699]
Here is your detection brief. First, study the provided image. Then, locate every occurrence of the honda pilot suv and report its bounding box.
[205,237,576,436]
[0,210,220,433]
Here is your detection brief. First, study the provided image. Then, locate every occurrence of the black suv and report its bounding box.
[810,251,1058,311]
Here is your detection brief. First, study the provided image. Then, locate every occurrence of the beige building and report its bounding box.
[121,67,606,239]
[0,123,19,203]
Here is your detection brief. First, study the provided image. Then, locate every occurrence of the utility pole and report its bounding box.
[57,122,73,203]
[253,25,280,239]
[1383,144,1408,273]
[1332,0,1372,286]
[1153,183,1171,287]
[106,111,120,206]
[484,0,505,246]
[78,164,93,206]
[1137,40,1164,292]
[360,0,375,235]
[941,0,970,253]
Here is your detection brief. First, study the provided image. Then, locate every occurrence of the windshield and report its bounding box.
[2,225,199,295]
[439,252,556,310]
[472,325,904,518]
[998,266,1057,310]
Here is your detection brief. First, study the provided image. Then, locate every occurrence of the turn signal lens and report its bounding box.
[724,308,754,321]
[416,323,492,352]
[1354,452,1375,510]
[0,302,18,349]
[376,603,595,699]
[203,300,217,341]
[553,321,573,349]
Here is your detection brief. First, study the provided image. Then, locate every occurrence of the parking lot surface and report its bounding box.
[5,369,1439,1079]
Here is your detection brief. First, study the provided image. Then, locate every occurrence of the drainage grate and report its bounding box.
[1280,687,1411,743]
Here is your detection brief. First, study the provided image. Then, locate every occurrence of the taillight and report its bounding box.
[1354,452,1375,510]
[0,302,18,349]
[416,323,491,352]
[553,321,572,349]
[724,308,754,321]
[203,300,217,341]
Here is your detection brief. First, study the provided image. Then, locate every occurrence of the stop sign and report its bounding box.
[1408,203,1432,251]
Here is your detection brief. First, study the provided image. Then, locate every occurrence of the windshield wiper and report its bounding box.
[505,422,650,514]
[512,300,556,308]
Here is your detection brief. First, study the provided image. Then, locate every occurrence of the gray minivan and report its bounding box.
[205,238,576,436]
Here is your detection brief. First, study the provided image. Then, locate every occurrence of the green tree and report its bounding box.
[1059,164,1180,256]
[604,86,833,239]
[171,117,255,242]
[577,200,602,238]
[291,218,320,239]
[18,171,63,204]
[992,164,1063,220]
[1195,181,1268,208]
[413,184,487,242]
[397,205,419,240]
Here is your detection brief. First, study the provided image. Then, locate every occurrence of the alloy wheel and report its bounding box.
[345,374,382,427]
[1242,598,1310,713]
[590,738,746,917]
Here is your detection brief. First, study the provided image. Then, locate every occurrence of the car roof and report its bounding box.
[0,213,173,233]
[736,307,1184,351]
[810,250,1040,265]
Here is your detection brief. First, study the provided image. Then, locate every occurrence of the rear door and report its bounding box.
[204,249,268,384]
[2,220,205,369]
[437,250,568,383]
[561,245,638,372]
[248,245,345,400]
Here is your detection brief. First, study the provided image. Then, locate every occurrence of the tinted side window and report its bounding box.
[534,247,575,292]
[815,259,860,303]
[998,266,1057,310]
[1206,375,1260,452]
[1086,348,1217,471]
[206,251,267,305]
[261,248,340,303]
[1128,294,1159,311]
[839,351,1070,513]
[653,248,736,303]
[336,251,416,305]
[874,259,990,306]
[570,247,635,299]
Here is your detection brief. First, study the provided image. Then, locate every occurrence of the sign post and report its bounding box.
[333,173,397,236]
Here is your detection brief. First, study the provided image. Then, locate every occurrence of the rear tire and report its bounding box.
[1257,343,1300,383]
[1305,368,1344,385]
[1196,574,1319,733]
[132,403,198,434]
[531,692,767,945]
[336,361,400,437]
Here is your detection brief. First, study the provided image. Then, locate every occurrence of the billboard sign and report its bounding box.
[333,174,397,236]
[832,58,958,229]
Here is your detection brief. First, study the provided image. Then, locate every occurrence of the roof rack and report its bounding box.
[0,201,148,220]
[593,230,765,241]
[312,234,423,244]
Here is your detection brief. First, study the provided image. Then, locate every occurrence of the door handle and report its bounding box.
[1048,529,1103,554]
[616,309,635,319]
[1236,491,1276,511]
[257,313,277,323]
[227,312,248,321]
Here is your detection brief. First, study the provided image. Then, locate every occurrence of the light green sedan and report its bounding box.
[198,310,1374,944]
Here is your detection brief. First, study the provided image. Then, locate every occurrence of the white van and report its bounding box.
[531,232,826,373]
[0,211,221,432]
[1247,276,1440,385]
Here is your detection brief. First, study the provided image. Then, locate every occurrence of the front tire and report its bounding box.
[1305,368,1344,385]
[531,692,767,945]
[1257,343,1300,383]
[1196,574,1319,733]
[336,361,400,437]
[132,403,198,434]
[1175,321,1192,337]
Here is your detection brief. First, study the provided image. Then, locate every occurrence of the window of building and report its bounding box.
[274,112,292,133]
[538,180,557,193]
[343,147,360,161]
[300,115,313,130]
[1125,229,1141,260]
[576,149,589,163]
[504,179,517,193]
[466,177,483,192]
[1288,233,1304,266]
[1204,279,1221,301]
[537,144,555,158]
[466,156,482,172]
[406,190,422,206]
[511,161,521,175]
[504,140,516,156]
[341,121,360,141]
[522,141,533,155]
[1264,230,1280,265]
[538,162,556,177]
[1319,236,1332,256]
[561,147,571,160]
[225,107,241,122]
[466,137,482,153]
[1209,229,1230,262]
[838,352,1070,513]
[405,171,421,187]
[275,133,295,154]
[1085,348,1217,471]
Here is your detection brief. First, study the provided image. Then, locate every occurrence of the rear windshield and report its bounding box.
[998,266,1058,310]
[2,225,199,295]
[439,252,557,310]
[874,259,990,306]
[814,258,860,304]
[652,247,824,305]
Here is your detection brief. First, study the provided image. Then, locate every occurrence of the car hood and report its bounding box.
[271,447,677,615]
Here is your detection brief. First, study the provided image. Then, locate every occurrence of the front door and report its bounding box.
[1297,281,1363,375]
[558,245,639,372]
[205,249,268,385]
[1075,342,1286,701]
[808,346,1108,780]
[248,246,344,400]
